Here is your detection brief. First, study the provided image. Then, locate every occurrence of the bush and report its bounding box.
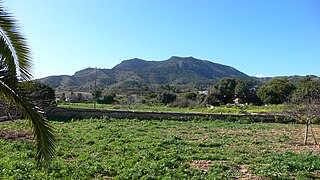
[311,117,319,124]
[274,116,283,123]
[283,116,296,123]
[170,98,196,108]
[225,116,238,122]
[274,116,295,124]
[127,95,140,105]
[98,95,116,104]
[157,91,176,104]
[238,117,255,124]
[183,92,197,101]
[196,94,207,107]
[142,93,158,105]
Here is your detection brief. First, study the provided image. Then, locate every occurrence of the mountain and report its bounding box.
[254,75,320,84]
[39,56,249,92]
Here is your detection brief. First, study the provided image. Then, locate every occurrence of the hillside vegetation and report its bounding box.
[39,56,248,92]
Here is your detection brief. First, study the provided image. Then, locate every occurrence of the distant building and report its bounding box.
[64,92,93,102]
[233,98,243,105]
[198,91,208,95]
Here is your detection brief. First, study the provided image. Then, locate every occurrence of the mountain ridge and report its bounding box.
[39,56,249,92]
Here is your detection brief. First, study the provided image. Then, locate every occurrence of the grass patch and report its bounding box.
[0,118,319,179]
[58,102,288,114]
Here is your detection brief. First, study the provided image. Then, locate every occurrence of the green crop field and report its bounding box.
[0,118,319,179]
[58,102,288,114]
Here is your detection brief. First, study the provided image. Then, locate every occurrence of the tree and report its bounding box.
[157,91,176,104]
[288,77,320,145]
[98,94,116,104]
[208,77,261,105]
[92,89,102,99]
[19,81,56,107]
[208,77,236,104]
[183,92,197,101]
[0,3,55,163]
[234,78,261,104]
[257,78,295,104]
[206,89,222,106]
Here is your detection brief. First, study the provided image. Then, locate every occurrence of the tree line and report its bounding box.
[207,76,320,106]
[57,76,320,110]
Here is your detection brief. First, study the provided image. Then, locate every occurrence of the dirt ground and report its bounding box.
[0,129,33,142]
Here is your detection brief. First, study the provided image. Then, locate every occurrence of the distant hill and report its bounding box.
[253,75,320,84]
[39,56,249,92]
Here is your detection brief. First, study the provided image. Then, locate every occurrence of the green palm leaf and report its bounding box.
[0,78,55,162]
[0,2,55,164]
[0,3,33,81]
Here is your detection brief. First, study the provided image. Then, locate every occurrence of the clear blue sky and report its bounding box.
[5,0,320,78]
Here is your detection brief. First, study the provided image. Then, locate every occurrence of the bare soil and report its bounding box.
[189,160,213,172]
[0,129,33,142]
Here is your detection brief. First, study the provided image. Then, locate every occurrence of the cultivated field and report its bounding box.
[58,103,289,114]
[0,118,319,179]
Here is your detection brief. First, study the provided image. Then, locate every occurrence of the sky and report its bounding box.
[4,0,320,79]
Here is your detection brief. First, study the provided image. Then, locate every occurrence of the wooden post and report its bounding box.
[304,119,310,145]
[93,67,97,109]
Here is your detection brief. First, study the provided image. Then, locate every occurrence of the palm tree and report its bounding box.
[0,2,55,163]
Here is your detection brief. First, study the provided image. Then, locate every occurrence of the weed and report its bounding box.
[0,119,319,179]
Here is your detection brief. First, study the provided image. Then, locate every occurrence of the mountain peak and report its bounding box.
[113,58,153,70]
[168,56,196,61]
[39,56,248,91]
[74,67,96,76]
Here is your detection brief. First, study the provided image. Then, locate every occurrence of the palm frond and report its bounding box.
[0,3,33,81]
[0,2,55,164]
[0,78,55,163]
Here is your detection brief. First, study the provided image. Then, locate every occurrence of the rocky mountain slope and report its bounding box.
[39,56,248,91]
